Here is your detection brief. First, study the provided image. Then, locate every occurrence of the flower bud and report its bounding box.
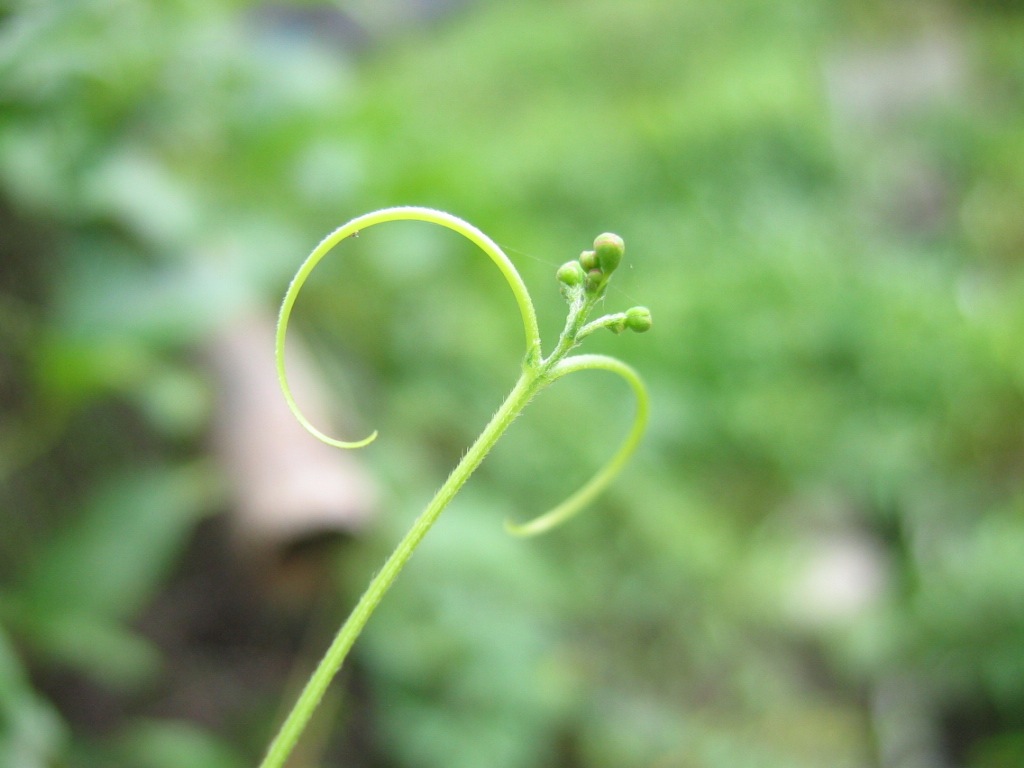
[593,233,624,274]
[625,306,652,332]
[586,268,605,293]
[579,250,598,272]
[556,261,585,286]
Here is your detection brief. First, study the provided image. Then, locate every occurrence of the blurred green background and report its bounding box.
[3,1,1024,766]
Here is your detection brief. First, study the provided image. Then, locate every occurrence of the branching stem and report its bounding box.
[261,207,650,768]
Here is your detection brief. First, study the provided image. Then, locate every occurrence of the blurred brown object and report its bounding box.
[207,310,378,595]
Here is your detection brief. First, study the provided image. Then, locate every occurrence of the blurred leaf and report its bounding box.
[9,462,219,687]
[0,623,66,768]
[118,720,246,768]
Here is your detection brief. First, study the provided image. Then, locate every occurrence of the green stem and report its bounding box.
[258,370,543,768]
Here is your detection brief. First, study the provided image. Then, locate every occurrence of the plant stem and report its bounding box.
[258,369,543,768]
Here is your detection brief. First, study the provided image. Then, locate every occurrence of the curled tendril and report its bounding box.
[504,354,649,537]
[261,207,650,768]
[276,206,542,448]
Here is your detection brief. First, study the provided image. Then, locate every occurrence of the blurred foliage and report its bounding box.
[2,0,1024,767]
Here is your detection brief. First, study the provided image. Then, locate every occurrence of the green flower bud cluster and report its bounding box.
[557,232,626,295]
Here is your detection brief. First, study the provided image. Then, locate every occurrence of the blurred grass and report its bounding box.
[2,0,1024,766]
